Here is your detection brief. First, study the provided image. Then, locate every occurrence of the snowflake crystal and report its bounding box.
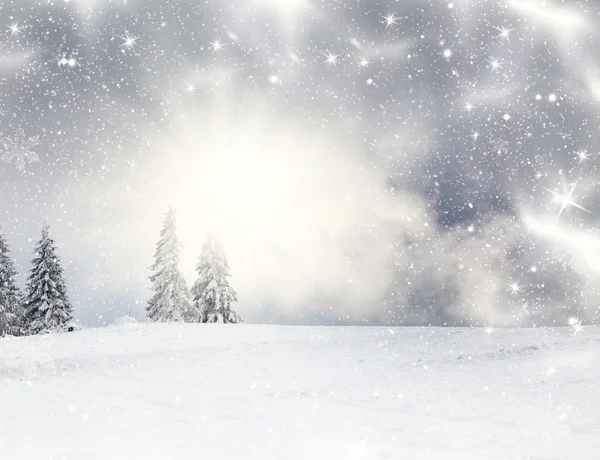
[491,138,510,156]
[0,128,40,171]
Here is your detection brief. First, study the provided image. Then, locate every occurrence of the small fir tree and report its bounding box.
[192,237,241,324]
[0,229,23,337]
[23,225,73,334]
[147,208,195,322]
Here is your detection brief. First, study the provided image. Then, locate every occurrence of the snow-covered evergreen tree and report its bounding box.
[147,208,195,322]
[23,225,73,334]
[192,237,241,324]
[0,229,23,337]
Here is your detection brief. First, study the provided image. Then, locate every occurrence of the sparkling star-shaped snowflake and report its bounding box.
[0,128,40,171]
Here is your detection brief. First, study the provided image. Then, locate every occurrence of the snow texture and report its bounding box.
[0,323,598,459]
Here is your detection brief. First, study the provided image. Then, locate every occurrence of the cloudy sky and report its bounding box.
[1,0,600,327]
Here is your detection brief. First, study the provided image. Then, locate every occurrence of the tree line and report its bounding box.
[147,208,242,324]
[0,225,74,337]
[0,208,241,337]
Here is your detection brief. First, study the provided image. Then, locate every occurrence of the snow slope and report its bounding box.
[1,323,599,460]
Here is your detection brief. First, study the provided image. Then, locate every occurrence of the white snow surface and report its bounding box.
[1,323,599,459]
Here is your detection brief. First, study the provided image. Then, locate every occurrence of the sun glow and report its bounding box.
[170,114,332,245]
[251,0,310,17]
[184,133,293,238]
[145,102,399,313]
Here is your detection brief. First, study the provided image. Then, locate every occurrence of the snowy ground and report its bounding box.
[1,323,599,460]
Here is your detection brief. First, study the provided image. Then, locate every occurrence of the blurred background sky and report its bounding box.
[1,0,600,327]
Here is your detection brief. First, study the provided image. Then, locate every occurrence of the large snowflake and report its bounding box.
[0,128,40,171]
[491,138,510,156]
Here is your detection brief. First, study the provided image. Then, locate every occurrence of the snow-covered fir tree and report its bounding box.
[147,208,195,322]
[23,225,73,334]
[192,237,241,324]
[0,229,23,337]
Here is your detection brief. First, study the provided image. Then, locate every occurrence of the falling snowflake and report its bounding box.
[491,138,510,156]
[87,271,109,292]
[0,128,40,171]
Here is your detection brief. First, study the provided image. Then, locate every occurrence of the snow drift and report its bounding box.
[0,323,599,459]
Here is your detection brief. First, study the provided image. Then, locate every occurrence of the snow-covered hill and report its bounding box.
[1,323,599,459]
